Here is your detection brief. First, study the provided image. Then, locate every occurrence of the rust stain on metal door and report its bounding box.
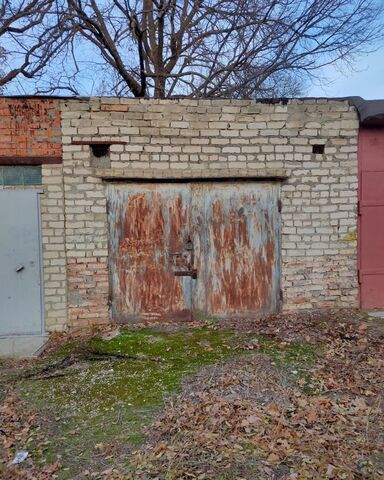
[108,181,281,322]
[108,184,193,321]
[194,183,281,315]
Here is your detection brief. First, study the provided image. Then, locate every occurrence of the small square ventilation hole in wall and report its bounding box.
[312,144,325,154]
[91,143,110,157]
[90,143,111,168]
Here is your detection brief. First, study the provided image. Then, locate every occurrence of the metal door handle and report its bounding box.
[15,265,25,273]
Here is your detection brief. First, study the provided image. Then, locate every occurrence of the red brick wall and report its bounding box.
[0,98,61,160]
[67,257,110,329]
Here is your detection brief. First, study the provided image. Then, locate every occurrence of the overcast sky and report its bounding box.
[308,48,384,100]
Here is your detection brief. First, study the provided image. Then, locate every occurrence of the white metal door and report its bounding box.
[0,190,43,335]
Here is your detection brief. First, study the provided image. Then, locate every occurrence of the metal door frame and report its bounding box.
[36,190,45,334]
[0,187,45,336]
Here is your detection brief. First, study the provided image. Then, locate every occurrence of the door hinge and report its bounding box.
[280,289,284,302]
[357,200,361,216]
[278,199,282,213]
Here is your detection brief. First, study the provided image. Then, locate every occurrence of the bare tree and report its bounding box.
[0,0,73,89]
[1,0,384,97]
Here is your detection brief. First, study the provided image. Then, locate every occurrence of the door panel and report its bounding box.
[360,206,384,270]
[359,129,384,308]
[360,273,384,310]
[360,172,384,205]
[195,182,281,315]
[0,190,43,335]
[108,184,193,321]
[108,181,281,321]
[359,205,384,308]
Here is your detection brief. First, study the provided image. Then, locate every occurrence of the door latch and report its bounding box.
[174,269,197,279]
[173,235,197,278]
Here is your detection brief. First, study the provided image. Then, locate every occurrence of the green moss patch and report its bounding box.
[239,334,319,393]
[10,327,320,478]
[17,327,239,478]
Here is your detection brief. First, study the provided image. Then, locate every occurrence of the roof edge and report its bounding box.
[347,96,384,126]
[1,95,384,125]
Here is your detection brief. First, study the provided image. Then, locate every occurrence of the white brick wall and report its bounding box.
[58,98,359,328]
[40,164,68,331]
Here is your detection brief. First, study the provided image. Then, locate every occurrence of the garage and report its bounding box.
[0,97,363,333]
[107,181,281,322]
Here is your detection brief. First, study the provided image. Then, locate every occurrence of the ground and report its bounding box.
[0,309,383,479]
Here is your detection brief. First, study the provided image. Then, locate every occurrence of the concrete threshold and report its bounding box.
[368,311,384,319]
[0,335,48,358]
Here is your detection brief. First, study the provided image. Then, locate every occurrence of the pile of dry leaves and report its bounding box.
[130,311,384,479]
[1,309,383,479]
[0,389,61,480]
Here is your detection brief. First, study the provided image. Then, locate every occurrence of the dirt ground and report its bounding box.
[1,309,383,479]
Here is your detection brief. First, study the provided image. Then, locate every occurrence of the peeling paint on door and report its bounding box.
[197,183,281,315]
[107,181,281,322]
[108,184,193,321]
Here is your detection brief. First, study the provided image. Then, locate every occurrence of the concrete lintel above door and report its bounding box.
[95,167,288,181]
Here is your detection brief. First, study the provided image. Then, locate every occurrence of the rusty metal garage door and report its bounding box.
[107,181,281,321]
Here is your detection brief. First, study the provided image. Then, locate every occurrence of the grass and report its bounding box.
[4,326,320,478]
[248,335,318,366]
[17,327,240,478]
[252,336,319,393]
